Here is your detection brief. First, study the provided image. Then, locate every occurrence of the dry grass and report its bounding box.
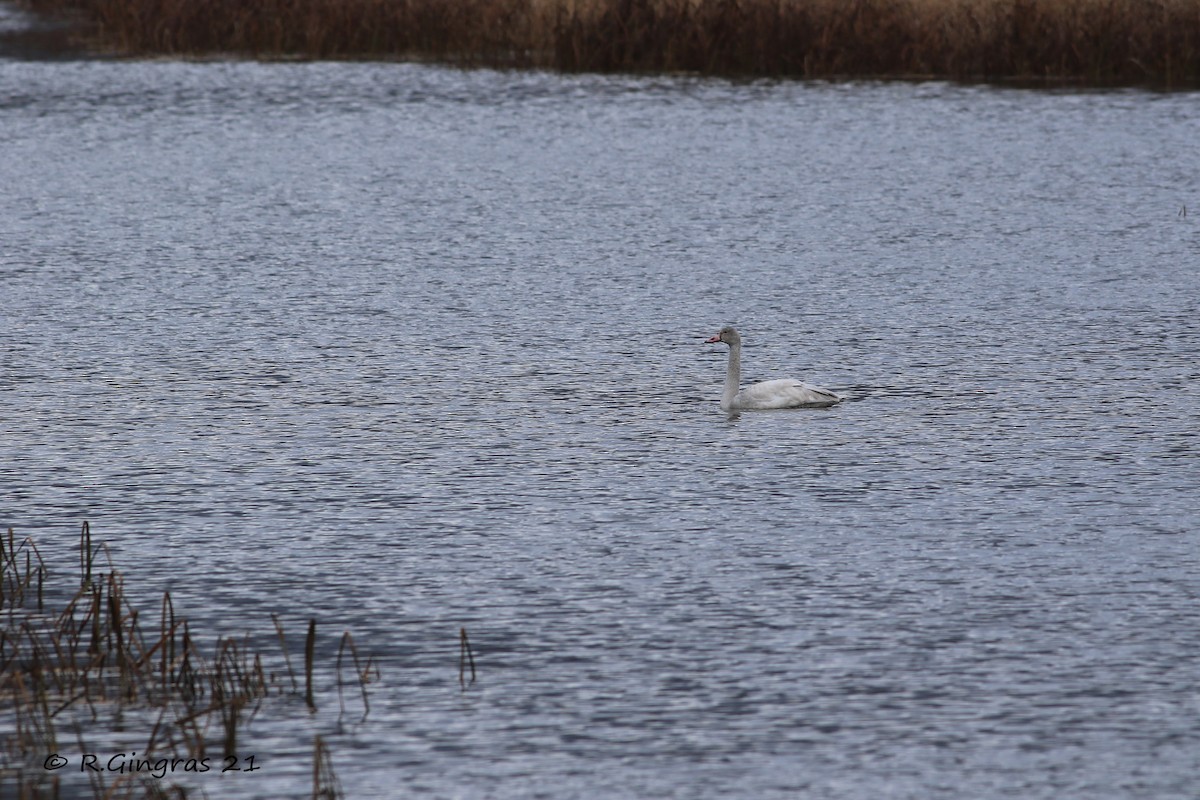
[18,0,1200,84]
[1,523,375,800]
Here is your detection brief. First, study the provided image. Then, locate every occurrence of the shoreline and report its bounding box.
[8,0,1200,89]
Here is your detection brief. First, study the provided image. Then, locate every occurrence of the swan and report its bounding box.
[705,326,841,411]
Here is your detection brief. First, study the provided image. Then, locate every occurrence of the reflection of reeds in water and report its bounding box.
[21,0,1200,84]
[1,523,376,800]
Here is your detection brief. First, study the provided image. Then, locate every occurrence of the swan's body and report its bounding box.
[705,326,841,412]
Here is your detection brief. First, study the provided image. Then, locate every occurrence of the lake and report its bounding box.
[2,49,1199,799]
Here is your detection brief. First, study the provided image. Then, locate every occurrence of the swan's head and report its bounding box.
[705,326,740,346]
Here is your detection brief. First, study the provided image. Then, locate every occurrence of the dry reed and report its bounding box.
[1,523,367,800]
[458,627,476,690]
[16,0,1200,84]
[311,735,343,800]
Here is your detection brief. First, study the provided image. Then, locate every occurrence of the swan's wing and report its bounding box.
[737,379,841,409]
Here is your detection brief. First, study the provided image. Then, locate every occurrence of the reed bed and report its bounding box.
[18,0,1200,84]
[1,523,375,800]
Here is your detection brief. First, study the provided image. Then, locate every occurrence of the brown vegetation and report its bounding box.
[1,523,373,800]
[18,0,1200,84]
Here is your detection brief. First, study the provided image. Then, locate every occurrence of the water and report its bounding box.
[2,48,1199,799]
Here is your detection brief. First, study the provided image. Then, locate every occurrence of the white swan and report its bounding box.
[705,326,841,411]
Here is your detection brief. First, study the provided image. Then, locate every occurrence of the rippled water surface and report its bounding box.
[2,53,1200,799]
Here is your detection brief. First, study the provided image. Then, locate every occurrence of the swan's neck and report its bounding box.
[722,342,742,410]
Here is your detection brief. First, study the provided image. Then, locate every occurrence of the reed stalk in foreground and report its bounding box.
[18,0,1200,84]
[459,627,477,689]
[1,523,368,800]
